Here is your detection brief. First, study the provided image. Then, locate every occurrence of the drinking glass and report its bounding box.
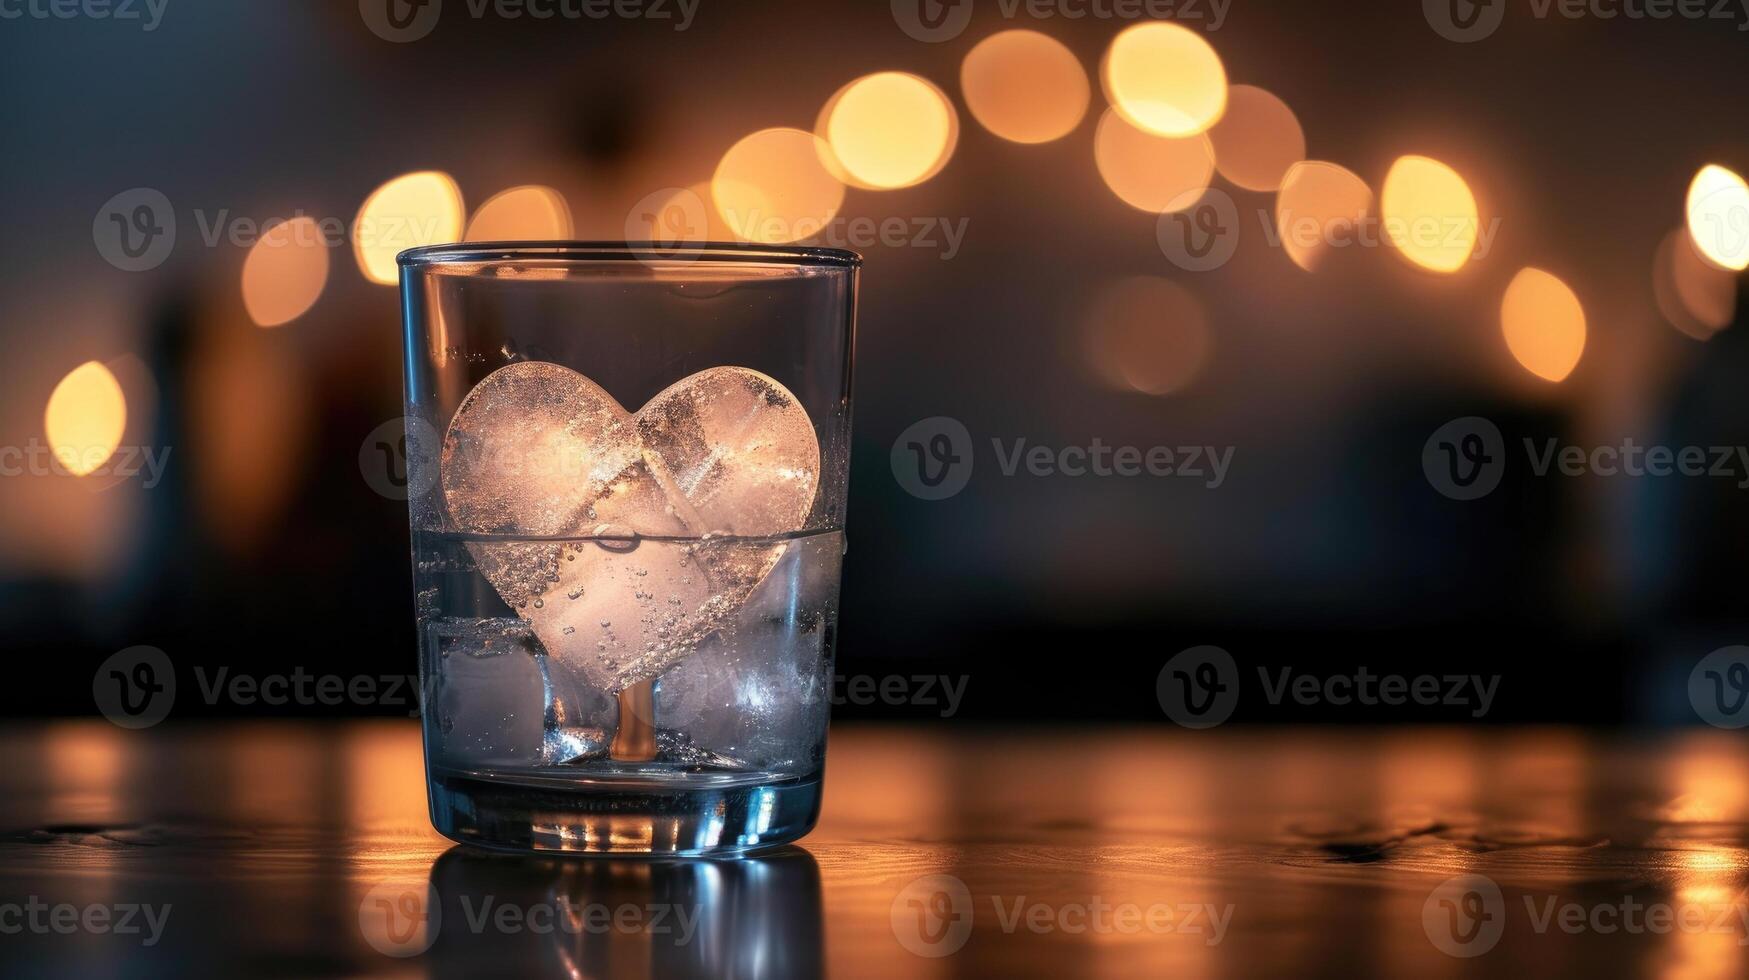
[398,243,857,855]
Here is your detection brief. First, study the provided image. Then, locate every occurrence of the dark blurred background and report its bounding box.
[3,0,1747,725]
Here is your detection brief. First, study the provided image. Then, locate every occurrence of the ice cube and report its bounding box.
[440,362,821,695]
[639,366,823,535]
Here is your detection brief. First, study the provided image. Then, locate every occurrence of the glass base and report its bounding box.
[427,766,823,856]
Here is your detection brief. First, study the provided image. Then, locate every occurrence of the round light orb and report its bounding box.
[1209,85,1305,192]
[1101,22,1228,137]
[818,72,958,189]
[1094,108,1215,214]
[354,171,465,285]
[1381,155,1480,274]
[712,128,847,244]
[961,30,1090,144]
[1501,267,1586,382]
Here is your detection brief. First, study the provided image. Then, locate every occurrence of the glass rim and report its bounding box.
[397,241,863,270]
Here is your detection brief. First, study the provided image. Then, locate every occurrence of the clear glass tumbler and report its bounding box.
[398,243,857,855]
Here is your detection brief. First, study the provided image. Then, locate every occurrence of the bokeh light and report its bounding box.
[712,128,846,244]
[818,72,958,189]
[240,216,329,328]
[189,323,308,552]
[1101,22,1227,137]
[1501,267,1586,382]
[960,30,1089,144]
[464,185,573,241]
[1094,107,1215,213]
[1080,276,1212,395]
[1275,161,1372,272]
[1685,163,1749,271]
[45,361,127,476]
[1208,85,1305,192]
[1381,155,1480,274]
[1654,227,1737,339]
[353,171,465,286]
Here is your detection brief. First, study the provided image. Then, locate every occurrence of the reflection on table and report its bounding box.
[1,721,1748,978]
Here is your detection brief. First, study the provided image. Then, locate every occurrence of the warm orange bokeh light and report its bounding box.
[1080,276,1212,395]
[1686,163,1749,272]
[464,185,573,241]
[241,216,329,328]
[960,30,1089,144]
[353,171,465,285]
[1381,155,1480,274]
[45,361,127,476]
[712,128,846,244]
[1094,108,1215,213]
[190,324,308,551]
[818,72,958,189]
[1501,267,1586,382]
[1654,227,1737,340]
[1275,161,1372,272]
[1101,22,1227,138]
[1209,85,1305,192]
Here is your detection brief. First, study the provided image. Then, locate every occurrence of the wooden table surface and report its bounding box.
[3,721,1749,978]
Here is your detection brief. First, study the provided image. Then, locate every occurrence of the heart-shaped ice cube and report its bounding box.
[439,361,821,693]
